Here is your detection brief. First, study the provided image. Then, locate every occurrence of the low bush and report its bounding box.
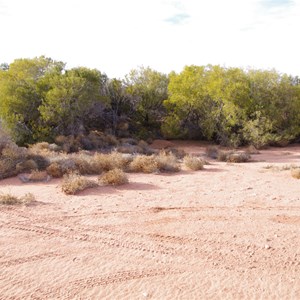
[0,192,35,205]
[0,142,28,179]
[156,151,180,172]
[183,155,204,170]
[93,152,129,172]
[128,155,159,173]
[226,152,250,163]
[165,147,186,159]
[46,162,64,178]
[72,154,99,175]
[27,170,49,181]
[205,146,219,159]
[117,144,144,154]
[55,135,81,153]
[99,168,129,186]
[16,159,38,173]
[291,168,300,179]
[217,150,232,162]
[217,150,250,163]
[61,172,98,195]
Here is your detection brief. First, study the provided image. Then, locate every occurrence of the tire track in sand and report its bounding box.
[26,267,181,299]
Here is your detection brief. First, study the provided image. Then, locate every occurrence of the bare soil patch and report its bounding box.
[0,141,300,299]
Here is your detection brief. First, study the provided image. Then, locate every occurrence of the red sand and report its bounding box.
[0,141,300,299]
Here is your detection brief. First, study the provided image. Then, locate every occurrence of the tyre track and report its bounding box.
[3,204,299,225]
[0,208,30,221]
[5,223,196,258]
[0,251,68,268]
[27,267,181,299]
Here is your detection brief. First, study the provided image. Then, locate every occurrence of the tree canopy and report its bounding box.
[0,56,300,148]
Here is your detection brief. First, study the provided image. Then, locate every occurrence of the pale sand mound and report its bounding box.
[0,142,300,299]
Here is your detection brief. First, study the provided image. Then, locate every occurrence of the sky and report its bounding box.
[0,0,299,78]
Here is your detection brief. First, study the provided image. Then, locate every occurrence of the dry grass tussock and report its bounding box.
[16,159,38,173]
[0,192,35,205]
[0,142,28,179]
[93,152,130,172]
[156,151,180,172]
[128,152,180,173]
[226,152,251,163]
[183,155,204,171]
[291,168,300,179]
[19,171,50,183]
[61,172,98,195]
[263,164,300,171]
[217,150,250,163]
[46,157,77,178]
[55,133,119,153]
[128,155,159,173]
[117,140,155,155]
[46,152,130,177]
[206,146,251,163]
[99,168,129,186]
[28,142,61,157]
[0,131,52,179]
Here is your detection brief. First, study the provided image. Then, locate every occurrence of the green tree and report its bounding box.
[39,67,109,138]
[0,56,64,144]
[125,66,169,137]
[244,69,300,146]
[162,65,248,142]
[104,78,135,135]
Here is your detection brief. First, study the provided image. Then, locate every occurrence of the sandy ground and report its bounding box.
[0,141,300,299]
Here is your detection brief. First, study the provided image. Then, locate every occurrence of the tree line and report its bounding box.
[0,56,300,148]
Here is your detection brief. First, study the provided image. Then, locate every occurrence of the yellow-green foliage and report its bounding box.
[183,155,204,170]
[99,168,129,186]
[0,192,35,205]
[61,172,98,195]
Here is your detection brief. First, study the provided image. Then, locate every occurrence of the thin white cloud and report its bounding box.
[0,0,299,78]
[164,13,190,25]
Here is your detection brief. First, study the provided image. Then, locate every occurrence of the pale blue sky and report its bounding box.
[0,0,299,78]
